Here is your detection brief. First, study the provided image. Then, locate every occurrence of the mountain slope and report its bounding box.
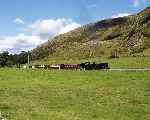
[31,7,150,61]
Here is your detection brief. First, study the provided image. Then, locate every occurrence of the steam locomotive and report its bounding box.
[79,62,109,70]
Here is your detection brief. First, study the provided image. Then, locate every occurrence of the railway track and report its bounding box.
[109,69,150,72]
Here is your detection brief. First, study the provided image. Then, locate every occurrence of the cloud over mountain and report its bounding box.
[0,18,81,53]
[27,18,81,39]
[112,13,131,18]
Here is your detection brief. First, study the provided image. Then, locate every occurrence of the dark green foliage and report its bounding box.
[0,51,31,67]
[0,51,9,67]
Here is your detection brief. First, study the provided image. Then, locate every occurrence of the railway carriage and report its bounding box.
[27,62,109,70]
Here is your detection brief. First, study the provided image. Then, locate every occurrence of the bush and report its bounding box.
[108,49,119,59]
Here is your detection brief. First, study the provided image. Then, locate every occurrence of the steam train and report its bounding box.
[29,62,109,70]
[79,62,109,70]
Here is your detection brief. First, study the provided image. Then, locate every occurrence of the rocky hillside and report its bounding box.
[32,7,150,61]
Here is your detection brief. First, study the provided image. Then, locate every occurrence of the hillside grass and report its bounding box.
[31,8,150,61]
[0,69,150,120]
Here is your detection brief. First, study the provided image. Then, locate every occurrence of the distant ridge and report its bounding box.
[32,7,150,61]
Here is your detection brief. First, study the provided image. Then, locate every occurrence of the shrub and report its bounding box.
[108,49,119,59]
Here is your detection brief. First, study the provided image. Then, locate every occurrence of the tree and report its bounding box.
[0,51,31,67]
[12,51,31,67]
[0,51,9,67]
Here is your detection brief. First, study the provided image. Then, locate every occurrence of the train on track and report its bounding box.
[27,62,109,70]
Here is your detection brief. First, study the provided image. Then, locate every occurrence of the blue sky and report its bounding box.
[0,0,150,53]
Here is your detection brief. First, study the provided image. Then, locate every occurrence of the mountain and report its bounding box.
[31,7,150,62]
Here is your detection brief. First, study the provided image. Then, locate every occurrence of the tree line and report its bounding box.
[0,51,31,67]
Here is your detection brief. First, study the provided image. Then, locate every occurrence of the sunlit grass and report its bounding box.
[0,69,150,120]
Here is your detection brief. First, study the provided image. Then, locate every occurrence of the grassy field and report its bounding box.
[0,69,150,120]
[34,56,150,69]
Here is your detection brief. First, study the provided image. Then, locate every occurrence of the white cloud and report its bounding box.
[14,18,25,25]
[0,34,42,53]
[87,4,97,9]
[133,0,140,7]
[27,18,81,39]
[0,18,81,53]
[58,21,81,34]
[112,13,131,18]
[132,0,148,7]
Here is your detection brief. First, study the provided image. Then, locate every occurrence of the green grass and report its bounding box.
[34,56,150,69]
[0,68,150,120]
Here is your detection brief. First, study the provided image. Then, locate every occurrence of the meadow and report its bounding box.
[0,68,150,120]
[35,56,150,69]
